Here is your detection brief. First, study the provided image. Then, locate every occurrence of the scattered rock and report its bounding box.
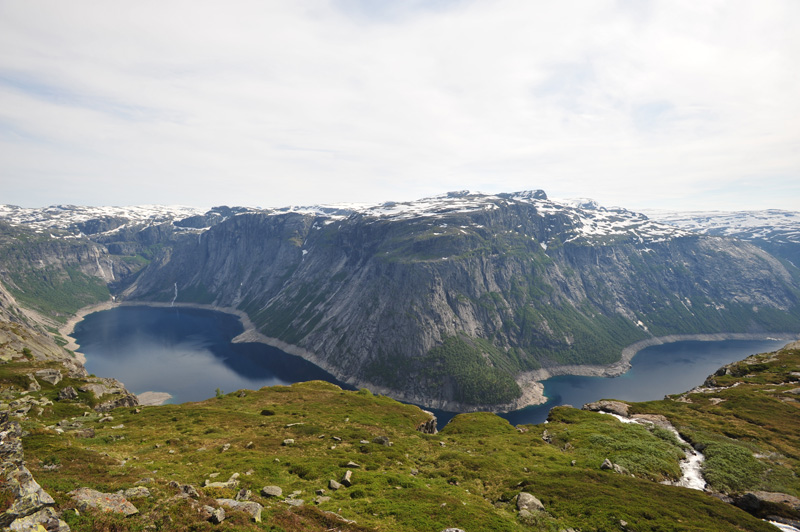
[785,388,800,395]
[315,496,331,505]
[284,498,304,507]
[282,438,294,446]
[72,428,95,439]
[1,466,56,526]
[217,498,262,522]
[345,461,361,468]
[204,473,240,489]
[341,470,353,487]
[315,489,326,495]
[517,492,545,512]
[237,391,247,398]
[57,386,78,402]
[329,479,342,491]
[235,489,251,501]
[613,463,631,476]
[221,443,230,452]
[583,400,629,417]
[95,393,139,413]
[26,374,41,392]
[69,487,138,516]
[121,486,151,499]
[7,507,69,531]
[601,458,614,470]
[34,369,62,386]
[261,486,282,498]
[372,436,391,446]
[332,436,342,442]
[206,506,226,524]
[245,441,254,449]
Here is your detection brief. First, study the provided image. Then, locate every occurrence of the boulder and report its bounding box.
[517,492,545,512]
[8,507,70,531]
[120,487,151,499]
[235,489,251,501]
[601,458,614,470]
[69,487,138,516]
[734,491,800,514]
[583,400,629,417]
[34,369,61,386]
[26,374,41,392]
[57,386,79,401]
[205,506,225,524]
[261,486,282,498]
[372,436,391,446]
[341,470,353,487]
[0,466,56,526]
[328,479,342,491]
[95,393,139,413]
[204,473,240,489]
[217,498,263,522]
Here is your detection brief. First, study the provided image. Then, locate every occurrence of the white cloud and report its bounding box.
[0,0,798,211]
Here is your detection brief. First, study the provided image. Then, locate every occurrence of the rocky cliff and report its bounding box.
[110,192,800,408]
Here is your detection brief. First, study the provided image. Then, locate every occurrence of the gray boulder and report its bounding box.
[34,369,61,386]
[217,498,263,522]
[517,492,545,512]
[57,386,79,401]
[341,470,353,487]
[329,479,342,490]
[261,486,282,498]
[0,466,56,526]
[26,374,41,392]
[8,507,70,531]
[69,487,138,516]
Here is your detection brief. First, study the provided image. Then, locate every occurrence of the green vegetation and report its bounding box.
[423,335,521,404]
[5,340,800,531]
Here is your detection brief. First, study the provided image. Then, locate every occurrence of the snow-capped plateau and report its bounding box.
[643,209,800,244]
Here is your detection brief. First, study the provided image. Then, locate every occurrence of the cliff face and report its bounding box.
[118,192,800,407]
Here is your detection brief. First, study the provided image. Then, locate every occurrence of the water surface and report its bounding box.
[75,306,351,403]
[75,306,787,426]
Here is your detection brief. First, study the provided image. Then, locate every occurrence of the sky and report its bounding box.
[1,0,798,212]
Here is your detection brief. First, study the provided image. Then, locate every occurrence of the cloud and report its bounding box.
[0,0,798,211]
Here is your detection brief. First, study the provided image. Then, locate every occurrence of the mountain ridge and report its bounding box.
[3,192,800,409]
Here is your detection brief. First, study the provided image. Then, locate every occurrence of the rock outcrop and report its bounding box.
[0,412,69,530]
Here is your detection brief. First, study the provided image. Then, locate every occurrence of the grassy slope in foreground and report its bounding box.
[4,344,800,532]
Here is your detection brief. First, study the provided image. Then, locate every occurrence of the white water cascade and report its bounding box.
[600,412,705,490]
[170,282,178,307]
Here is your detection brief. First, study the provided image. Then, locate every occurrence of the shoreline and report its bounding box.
[63,300,800,413]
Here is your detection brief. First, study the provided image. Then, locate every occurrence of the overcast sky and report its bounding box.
[1,0,798,211]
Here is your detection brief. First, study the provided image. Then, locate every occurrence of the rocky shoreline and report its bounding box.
[62,300,800,413]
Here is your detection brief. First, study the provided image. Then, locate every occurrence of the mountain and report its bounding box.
[4,191,798,411]
[645,209,800,269]
[1,296,799,530]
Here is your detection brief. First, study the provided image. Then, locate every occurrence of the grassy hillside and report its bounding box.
[4,342,800,531]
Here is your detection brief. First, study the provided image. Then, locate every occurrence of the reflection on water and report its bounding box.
[75,306,787,428]
[75,306,352,403]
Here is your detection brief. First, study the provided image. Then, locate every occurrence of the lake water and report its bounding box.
[74,306,788,427]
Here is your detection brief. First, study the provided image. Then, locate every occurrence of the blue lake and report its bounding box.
[74,306,788,427]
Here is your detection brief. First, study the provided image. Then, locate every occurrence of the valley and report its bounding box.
[2,191,800,530]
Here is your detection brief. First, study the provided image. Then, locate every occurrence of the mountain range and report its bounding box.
[1,191,799,411]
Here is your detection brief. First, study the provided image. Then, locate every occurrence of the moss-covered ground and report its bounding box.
[4,343,800,531]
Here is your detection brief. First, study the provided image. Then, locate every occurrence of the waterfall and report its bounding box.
[170,282,178,307]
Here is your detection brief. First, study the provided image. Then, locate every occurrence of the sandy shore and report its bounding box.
[63,300,800,413]
[137,391,173,406]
